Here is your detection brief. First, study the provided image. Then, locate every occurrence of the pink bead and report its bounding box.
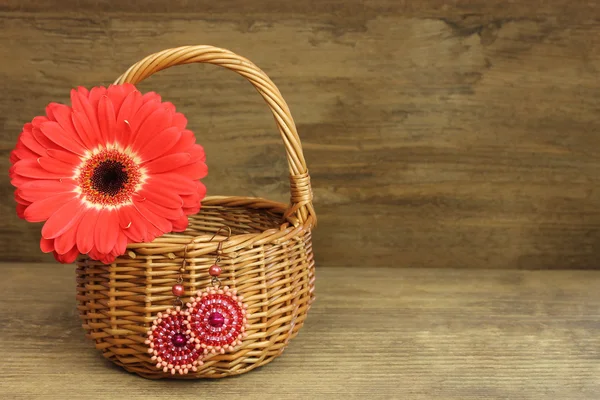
[172,284,185,297]
[209,265,222,277]
[208,312,225,328]
[171,333,187,347]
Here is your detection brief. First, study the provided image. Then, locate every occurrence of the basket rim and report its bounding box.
[79,195,314,259]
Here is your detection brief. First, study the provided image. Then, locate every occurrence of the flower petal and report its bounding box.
[53,246,79,263]
[129,98,161,138]
[133,198,172,233]
[37,156,76,175]
[148,173,198,194]
[141,91,161,104]
[14,191,31,205]
[115,90,144,146]
[143,153,191,174]
[113,232,128,257]
[23,191,78,222]
[116,89,144,123]
[88,248,117,264]
[76,208,99,254]
[72,110,100,150]
[87,86,108,110]
[18,179,77,202]
[94,208,119,254]
[173,161,208,180]
[182,203,200,215]
[31,126,60,152]
[171,214,189,232]
[173,112,187,130]
[12,159,69,179]
[11,140,39,163]
[46,103,82,147]
[162,102,176,114]
[41,197,85,239]
[167,129,196,154]
[181,182,206,214]
[138,127,181,162]
[144,220,164,242]
[107,83,137,113]
[195,181,207,199]
[54,218,82,255]
[72,86,89,98]
[188,144,206,163]
[136,188,183,209]
[16,203,27,219]
[40,121,86,155]
[71,88,102,142]
[130,106,173,151]
[10,175,37,187]
[98,95,117,143]
[40,237,55,253]
[31,115,50,128]
[118,206,146,242]
[46,148,83,165]
[133,196,183,220]
[19,128,48,156]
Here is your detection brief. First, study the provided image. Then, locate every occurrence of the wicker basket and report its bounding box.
[75,45,316,379]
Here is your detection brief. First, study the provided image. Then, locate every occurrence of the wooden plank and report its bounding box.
[0,263,598,399]
[2,3,600,268]
[1,0,600,19]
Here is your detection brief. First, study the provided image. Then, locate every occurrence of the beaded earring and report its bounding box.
[145,226,248,375]
[187,232,248,354]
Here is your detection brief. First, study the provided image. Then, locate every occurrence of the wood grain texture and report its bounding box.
[0,263,599,399]
[2,2,600,268]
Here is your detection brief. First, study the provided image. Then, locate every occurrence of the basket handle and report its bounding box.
[114,45,315,227]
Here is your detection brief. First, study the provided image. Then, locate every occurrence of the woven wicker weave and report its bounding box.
[75,45,316,379]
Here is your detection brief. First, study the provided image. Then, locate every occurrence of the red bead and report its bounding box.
[172,284,185,297]
[209,265,222,277]
[208,312,225,328]
[172,333,187,347]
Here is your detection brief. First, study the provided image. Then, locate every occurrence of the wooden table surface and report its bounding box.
[1,263,599,399]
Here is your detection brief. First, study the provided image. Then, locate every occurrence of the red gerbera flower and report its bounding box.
[9,84,207,263]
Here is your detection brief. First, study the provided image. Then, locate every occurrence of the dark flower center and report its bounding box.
[91,160,129,196]
[78,149,142,207]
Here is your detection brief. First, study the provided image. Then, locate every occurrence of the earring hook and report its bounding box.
[206,226,231,289]
[208,226,232,242]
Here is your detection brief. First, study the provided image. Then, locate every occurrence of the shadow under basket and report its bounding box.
[75,45,317,379]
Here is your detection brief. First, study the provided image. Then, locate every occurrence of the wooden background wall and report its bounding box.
[2,1,600,269]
